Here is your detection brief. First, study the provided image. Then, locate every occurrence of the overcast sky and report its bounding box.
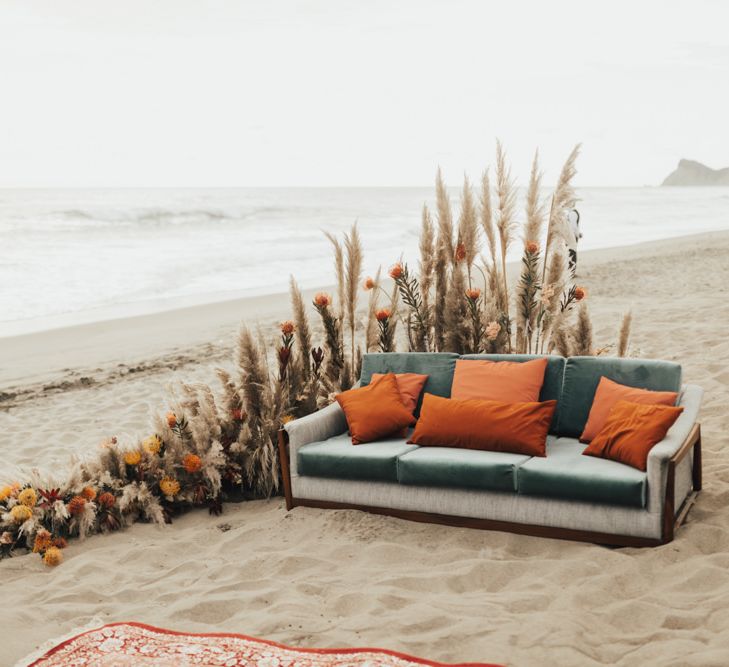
[0,0,727,187]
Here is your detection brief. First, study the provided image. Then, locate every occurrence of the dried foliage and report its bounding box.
[1,142,636,567]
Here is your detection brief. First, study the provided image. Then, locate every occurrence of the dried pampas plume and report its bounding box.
[524,150,545,247]
[458,175,479,279]
[343,223,363,367]
[618,311,633,357]
[289,277,312,380]
[571,303,593,356]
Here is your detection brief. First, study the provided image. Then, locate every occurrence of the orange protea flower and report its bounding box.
[123,450,142,466]
[182,453,202,474]
[313,292,332,308]
[160,477,180,497]
[455,243,466,262]
[81,486,97,502]
[18,487,37,507]
[375,308,392,322]
[574,286,588,301]
[68,495,87,516]
[10,504,32,523]
[32,529,52,554]
[465,288,481,300]
[388,263,403,280]
[526,240,539,254]
[142,435,162,455]
[43,546,63,567]
[52,536,68,549]
[280,320,295,335]
[166,412,178,428]
[362,276,376,291]
[98,492,115,509]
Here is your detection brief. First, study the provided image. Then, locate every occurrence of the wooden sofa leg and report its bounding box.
[693,427,702,492]
[662,460,676,544]
[277,429,294,511]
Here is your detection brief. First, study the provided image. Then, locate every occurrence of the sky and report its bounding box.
[0,0,727,187]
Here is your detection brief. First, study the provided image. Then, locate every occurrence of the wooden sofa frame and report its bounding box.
[277,424,702,548]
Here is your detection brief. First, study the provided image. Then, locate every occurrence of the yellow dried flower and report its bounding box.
[160,477,180,497]
[142,435,162,455]
[10,504,32,523]
[43,546,63,567]
[182,453,202,474]
[281,414,295,425]
[33,529,52,553]
[67,495,87,516]
[124,450,142,466]
[18,488,37,507]
[0,485,14,502]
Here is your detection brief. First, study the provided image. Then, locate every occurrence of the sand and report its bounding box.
[2,232,729,666]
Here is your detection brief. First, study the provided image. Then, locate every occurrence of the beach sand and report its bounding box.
[1,231,729,666]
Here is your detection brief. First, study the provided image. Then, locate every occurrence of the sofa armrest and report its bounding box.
[283,402,348,477]
[646,383,704,511]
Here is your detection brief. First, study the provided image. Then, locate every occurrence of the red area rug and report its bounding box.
[25,621,502,666]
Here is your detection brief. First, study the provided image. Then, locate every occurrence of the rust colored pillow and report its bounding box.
[336,373,414,444]
[450,358,548,403]
[582,400,684,471]
[580,377,679,443]
[370,372,429,418]
[408,393,556,457]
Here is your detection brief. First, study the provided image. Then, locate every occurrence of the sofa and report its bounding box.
[278,353,703,547]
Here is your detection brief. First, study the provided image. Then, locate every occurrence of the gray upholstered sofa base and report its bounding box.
[280,429,700,548]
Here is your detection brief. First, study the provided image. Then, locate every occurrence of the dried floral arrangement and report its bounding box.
[0,142,632,566]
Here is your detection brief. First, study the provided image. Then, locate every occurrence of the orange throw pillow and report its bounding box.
[336,373,415,445]
[580,377,678,443]
[370,372,428,419]
[582,400,683,471]
[450,358,548,403]
[408,393,556,457]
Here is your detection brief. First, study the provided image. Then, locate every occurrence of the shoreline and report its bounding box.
[2,229,728,395]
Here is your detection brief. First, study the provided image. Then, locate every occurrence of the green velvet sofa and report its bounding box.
[278,353,703,547]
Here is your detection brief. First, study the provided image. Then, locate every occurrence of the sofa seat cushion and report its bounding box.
[517,437,647,507]
[397,446,530,492]
[297,432,418,482]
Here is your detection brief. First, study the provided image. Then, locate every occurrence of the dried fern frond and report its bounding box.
[617,311,632,357]
[344,223,363,367]
[524,149,545,247]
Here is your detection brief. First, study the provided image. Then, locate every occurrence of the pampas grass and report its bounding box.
[571,302,593,356]
[495,141,517,350]
[618,311,632,357]
[344,223,363,369]
[365,268,381,353]
[289,277,312,381]
[524,150,545,247]
[458,176,479,281]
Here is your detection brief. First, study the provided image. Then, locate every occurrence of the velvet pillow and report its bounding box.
[370,372,428,420]
[582,400,684,471]
[450,358,548,403]
[408,393,556,457]
[336,373,414,445]
[580,377,679,443]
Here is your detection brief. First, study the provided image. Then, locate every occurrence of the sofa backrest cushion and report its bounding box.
[557,356,683,438]
[460,354,566,433]
[361,352,460,416]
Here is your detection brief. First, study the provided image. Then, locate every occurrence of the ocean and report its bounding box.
[1,186,728,337]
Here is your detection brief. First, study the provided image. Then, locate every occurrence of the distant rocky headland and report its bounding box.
[662,159,729,186]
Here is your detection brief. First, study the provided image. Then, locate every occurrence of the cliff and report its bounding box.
[662,159,729,186]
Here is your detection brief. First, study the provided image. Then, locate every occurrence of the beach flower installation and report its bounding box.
[0,142,636,567]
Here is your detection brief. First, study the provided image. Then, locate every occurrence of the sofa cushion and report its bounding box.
[397,446,529,492]
[517,436,647,507]
[297,432,418,482]
[557,357,682,438]
[361,353,460,416]
[460,354,566,432]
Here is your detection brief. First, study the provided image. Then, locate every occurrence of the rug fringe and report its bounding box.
[13,617,105,667]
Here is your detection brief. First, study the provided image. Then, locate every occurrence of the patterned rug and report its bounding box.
[23,622,502,667]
